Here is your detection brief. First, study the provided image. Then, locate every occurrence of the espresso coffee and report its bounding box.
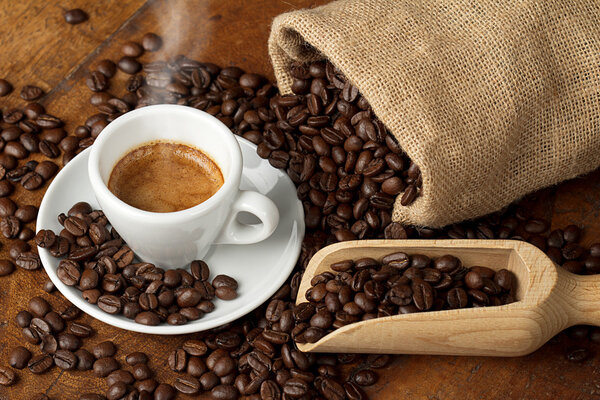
[108,142,223,212]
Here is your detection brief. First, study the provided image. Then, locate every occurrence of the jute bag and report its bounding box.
[269,0,600,228]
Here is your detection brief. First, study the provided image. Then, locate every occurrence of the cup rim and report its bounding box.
[88,104,242,222]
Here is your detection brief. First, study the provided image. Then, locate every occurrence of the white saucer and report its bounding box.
[37,137,305,335]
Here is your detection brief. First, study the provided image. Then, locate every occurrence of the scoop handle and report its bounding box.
[555,267,600,327]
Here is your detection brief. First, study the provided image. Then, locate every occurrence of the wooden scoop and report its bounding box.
[295,239,600,357]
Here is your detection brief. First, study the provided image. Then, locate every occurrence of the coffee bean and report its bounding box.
[106,381,127,400]
[21,85,44,101]
[135,311,160,325]
[142,33,163,52]
[122,41,144,58]
[1,216,20,238]
[0,259,14,276]
[15,205,37,222]
[122,352,146,367]
[28,296,51,318]
[44,311,65,333]
[64,8,88,24]
[96,59,117,78]
[9,346,32,369]
[174,374,201,394]
[57,332,81,351]
[57,259,81,285]
[93,357,119,377]
[75,349,94,371]
[69,322,93,337]
[54,349,77,370]
[118,57,142,74]
[215,286,237,300]
[0,198,17,216]
[28,354,54,374]
[353,369,378,386]
[0,365,16,386]
[168,348,187,372]
[211,384,239,400]
[106,369,134,387]
[15,310,33,329]
[93,341,116,358]
[154,383,176,400]
[132,363,152,380]
[0,79,12,96]
[61,305,81,321]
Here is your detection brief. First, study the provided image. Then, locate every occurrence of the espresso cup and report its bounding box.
[88,104,279,268]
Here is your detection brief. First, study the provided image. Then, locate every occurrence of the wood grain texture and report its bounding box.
[0,1,599,399]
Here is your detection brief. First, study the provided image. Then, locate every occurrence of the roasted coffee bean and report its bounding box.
[118,57,142,74]
[0,198,17,217]
[352,369,378,387]
[182,339,208,356]
[1,216,20,238]
[0,259,14,276]
[0,365,16,386]
[0,79,12,96]
[94,357,119,377]
[135,311,160,325]
[97,59,117,78]
[86,71,108,92]
[69,322,93,337]
[54,349,77,370]
[28,354,54,374]
[57,332,81,351]
[64,8,88,24]
[98,295,122,314]
[44,311,65,333]
[75,349,95,371]
[211,384,239,400]
[155,383,176,400]
[93,341,117,358]
[29,296,51,317]
[57,260,81,285]
[9,346,32,369]
[142,33,163,52]
[21,85,44,101]
[123,351,147,366]
[174,374,201,394]
[122,41,144,58]
[0,180,13,197]
[132,363,152,380]
[16,310,33,328]
[40,335,58,354]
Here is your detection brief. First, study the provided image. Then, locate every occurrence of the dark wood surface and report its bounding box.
[1,1,599,399]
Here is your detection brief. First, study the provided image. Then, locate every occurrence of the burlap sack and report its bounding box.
[268,0,600,228]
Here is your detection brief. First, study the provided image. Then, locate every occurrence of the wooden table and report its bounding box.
[0,1,599,399]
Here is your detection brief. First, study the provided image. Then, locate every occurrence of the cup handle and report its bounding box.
[214,190,279,245]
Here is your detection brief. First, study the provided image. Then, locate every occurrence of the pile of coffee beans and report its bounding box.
[164,333,386,399]
[36,201,238,326]
[4,292,177,398]
[293,252,515,343]
[79,50,422,244]
[0,99,60,193]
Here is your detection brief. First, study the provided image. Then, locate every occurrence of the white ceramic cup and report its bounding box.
[88,104,279,268]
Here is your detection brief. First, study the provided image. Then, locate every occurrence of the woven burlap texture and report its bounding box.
[269,0,600,228]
